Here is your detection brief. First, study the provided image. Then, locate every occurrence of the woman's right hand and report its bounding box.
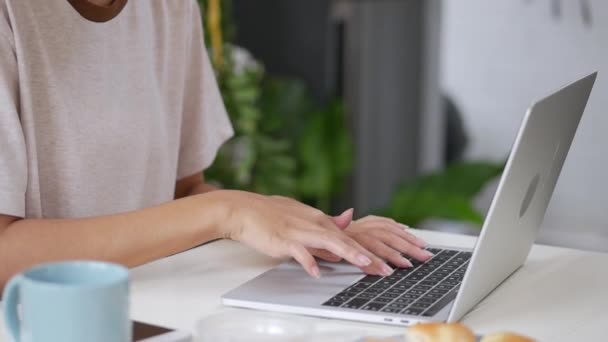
[210,190,393,278]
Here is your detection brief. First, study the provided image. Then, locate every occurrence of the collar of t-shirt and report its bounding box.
[66,0,128,23]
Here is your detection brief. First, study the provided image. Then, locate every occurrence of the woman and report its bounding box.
[0,0,432,289]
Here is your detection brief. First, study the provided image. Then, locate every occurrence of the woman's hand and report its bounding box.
[214,191,391,278]
[344,216,433,270]
[309,215,433,274]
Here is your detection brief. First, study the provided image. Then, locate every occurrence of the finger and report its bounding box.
[361,216,427,248]
[357,247,394,276]
[292,228,374,269]
[309,248,342,263]
[362,237,414,269]
[378,222,428,249]
[308,245,387,276]
[395,224,427,248]
[331,208,354,230]
[338,234,393,276]
[378,230,433,261]
[287,242,322,278]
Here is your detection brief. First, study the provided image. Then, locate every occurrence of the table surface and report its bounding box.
[2,230,607,341]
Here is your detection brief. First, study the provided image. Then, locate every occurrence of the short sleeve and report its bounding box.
[176,1,234,180]
[0,17,27,217]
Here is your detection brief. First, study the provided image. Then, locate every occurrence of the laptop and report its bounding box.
[222,72,597,326]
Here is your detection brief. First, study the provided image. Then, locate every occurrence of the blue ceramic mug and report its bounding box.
[2,261,130,342]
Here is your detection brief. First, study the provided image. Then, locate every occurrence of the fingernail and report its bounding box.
[381,264,394,276]
[338,208,353,218]
[416,237,427,247]
[400,257,413,268]
[357,254,372,266]
[311,265,321,279]
[422,250,434,259]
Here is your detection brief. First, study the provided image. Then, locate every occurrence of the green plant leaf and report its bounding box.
[378,161,504,227]
[201,6,353,209]
[381,190,484,227]
[400,161,503,198]
[296,99,353,211]
[259,77,314,136]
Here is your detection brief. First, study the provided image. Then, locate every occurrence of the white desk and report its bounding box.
[2,230,607,341]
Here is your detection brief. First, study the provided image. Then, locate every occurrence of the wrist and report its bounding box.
[192,190,238,241]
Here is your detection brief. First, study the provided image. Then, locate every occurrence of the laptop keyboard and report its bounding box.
[322,248,471,317]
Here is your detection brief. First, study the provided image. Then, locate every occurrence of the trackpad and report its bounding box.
[223,261,365,307]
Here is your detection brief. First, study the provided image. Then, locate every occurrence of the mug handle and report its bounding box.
[2,275,23,342]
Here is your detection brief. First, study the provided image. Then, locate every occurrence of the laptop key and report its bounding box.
[424,276,443,283]
[433,271,451,278]
[321,248,469,313]
[422,287,459,317]
[410,260,423,268]
[422,293,442,300]
[365,287,383,294]
[401,293,420,300]
[430,288,448,296]
[394,298,414,305]
[426,248,442,254]
[414,285,432,291]
[411,270,430,276]
[435,284,453,291]
[427,259,444,266]
[357,292,376,299]
[374,297,393,303]
[442,281,459,287]
[323,301,342,307]
[433,253,452,260]
[359,275,383,284]
[350,283,371,291]
[410,298,433,307]
[385,288,403,296]
[415,297,437,305]
[342,298,369,309]
[361,302,386,311]
[388,303,409,310]
[402,307,424,315]
[407,275,424,281]
[342,290,363,297]
[406,289,427,296]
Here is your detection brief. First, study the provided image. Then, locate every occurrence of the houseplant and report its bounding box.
[198,0,503,226]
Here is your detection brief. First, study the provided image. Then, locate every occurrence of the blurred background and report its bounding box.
[199,0,607,252]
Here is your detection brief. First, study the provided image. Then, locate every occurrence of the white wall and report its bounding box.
[441,0,608,250]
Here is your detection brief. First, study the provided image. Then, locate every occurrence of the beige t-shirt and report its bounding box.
[0,0,233,218]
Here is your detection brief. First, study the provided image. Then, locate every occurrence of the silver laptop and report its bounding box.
[222,73,597,326]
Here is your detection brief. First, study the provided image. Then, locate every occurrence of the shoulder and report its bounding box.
[145,0,200,19]
[139,0,202,31]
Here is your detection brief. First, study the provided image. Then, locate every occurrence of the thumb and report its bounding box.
[331,208,354,230]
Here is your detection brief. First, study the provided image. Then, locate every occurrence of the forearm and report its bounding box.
[0,192,227,288]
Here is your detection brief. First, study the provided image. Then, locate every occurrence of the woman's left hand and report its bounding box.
[309,211,434,275]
